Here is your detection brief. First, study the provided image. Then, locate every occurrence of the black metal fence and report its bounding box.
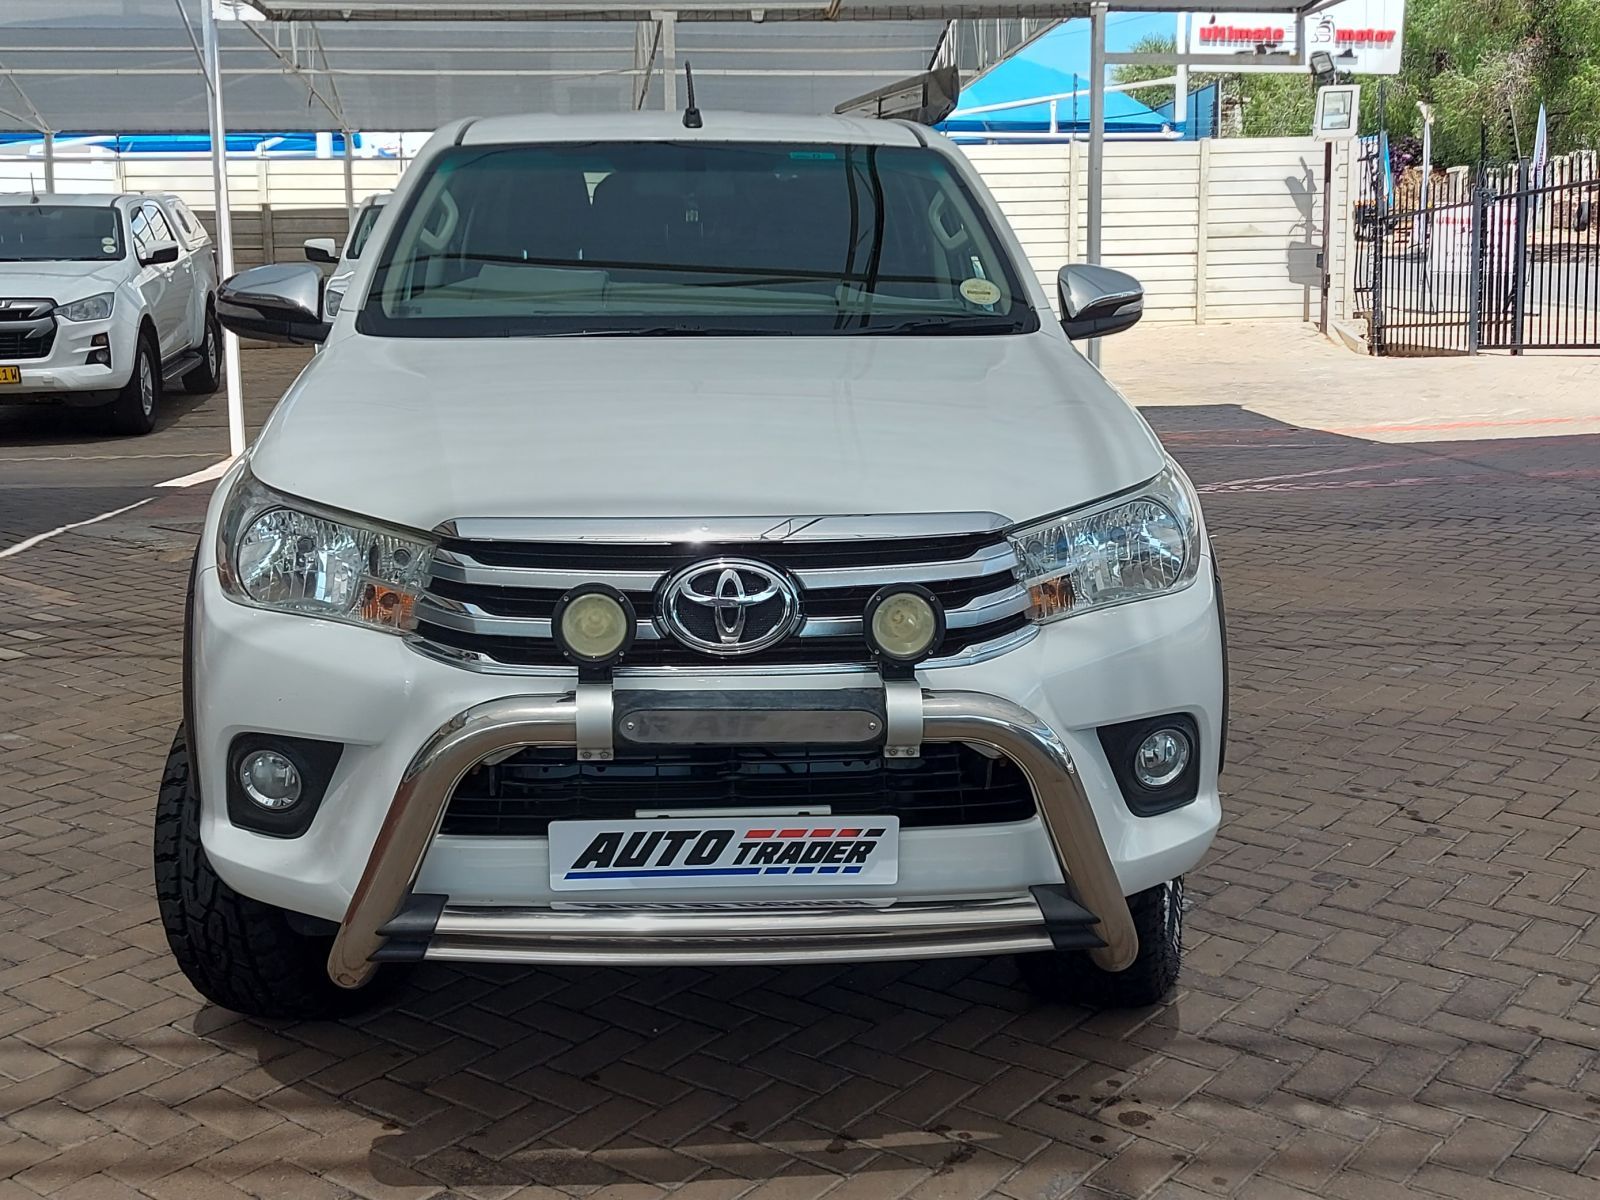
[1354,147,1600,355]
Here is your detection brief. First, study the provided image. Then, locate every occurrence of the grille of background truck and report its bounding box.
[0,300,56,361]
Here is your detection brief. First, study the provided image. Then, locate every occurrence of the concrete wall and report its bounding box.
[962,137,1353,324]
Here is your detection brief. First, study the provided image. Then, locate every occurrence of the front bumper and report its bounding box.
[327,686,1139,988]
[0,313,131,399]
[191,557,1223,987]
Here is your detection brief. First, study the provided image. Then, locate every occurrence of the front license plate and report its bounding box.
[549,816,900,891]
[0,366,19,384]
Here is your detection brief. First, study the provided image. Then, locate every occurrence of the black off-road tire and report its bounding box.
[181,307,223,395]
[154,725,393,1020]
[1016,878,1184,1008]
[100,331,160,436]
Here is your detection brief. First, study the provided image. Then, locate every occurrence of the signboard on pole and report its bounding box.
[1313,84,1361,139]
[1188,0,1405,76]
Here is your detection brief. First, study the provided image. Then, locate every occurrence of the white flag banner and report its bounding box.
[1531,104,1549,183]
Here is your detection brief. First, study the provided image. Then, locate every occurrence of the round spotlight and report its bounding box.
[864,585,945,664]
[552,584,636,666]
[239,750,303,811]
[1134,728,1192,790]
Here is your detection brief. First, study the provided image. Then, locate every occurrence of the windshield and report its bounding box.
[346,200,385,260]
[359,141,1036,337]
[0,204,123,262]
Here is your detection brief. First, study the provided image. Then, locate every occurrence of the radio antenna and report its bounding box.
[682,62,703,129]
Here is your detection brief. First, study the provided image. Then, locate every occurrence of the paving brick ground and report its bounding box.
[3,325,1599,1200]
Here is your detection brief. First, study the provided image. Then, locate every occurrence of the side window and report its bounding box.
[346,204,382,260]
[128,205,152,260]
[142,204,175,246]
[166,200,201,243]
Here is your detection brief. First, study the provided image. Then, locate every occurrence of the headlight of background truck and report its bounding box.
[55,293,115,322]
[216,465,434,633]
[1009,464,1202,624]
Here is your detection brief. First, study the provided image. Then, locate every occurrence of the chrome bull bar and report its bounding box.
[327,688,1140,988]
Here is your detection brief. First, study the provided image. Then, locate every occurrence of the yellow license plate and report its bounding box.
[0,366,19,384]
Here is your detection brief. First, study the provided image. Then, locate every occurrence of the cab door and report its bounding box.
[160,197,215,343]
[129,202,186,359]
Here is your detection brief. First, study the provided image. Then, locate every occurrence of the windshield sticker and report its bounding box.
[102,238,118,255]
[789,150,838,161]
[960,277,1001,306]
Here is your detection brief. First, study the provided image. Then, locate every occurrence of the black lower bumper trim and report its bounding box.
[1028,883,1108,951]
[371,892,446,962]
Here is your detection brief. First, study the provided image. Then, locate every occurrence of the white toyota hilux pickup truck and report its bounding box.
[157,108,1226,1019]
[0,191,222,434]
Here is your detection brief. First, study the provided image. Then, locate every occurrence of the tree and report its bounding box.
[1110,35,1219,117]
[1402,0,1600,163]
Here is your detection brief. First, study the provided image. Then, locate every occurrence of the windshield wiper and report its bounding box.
[570,324,790,337]
[859,315,1025,336]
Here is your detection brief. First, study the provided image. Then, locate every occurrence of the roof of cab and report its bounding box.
[459,110,926,149]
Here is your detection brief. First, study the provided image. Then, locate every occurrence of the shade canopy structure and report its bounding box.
[1,2,1075,134]
[2,0,1339,136]
[2,0,1341,447]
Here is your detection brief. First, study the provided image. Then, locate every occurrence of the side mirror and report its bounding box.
[1057,264,1143,341]
[217,263,329,345]
[142,240,181,266]
[303,237,339,265]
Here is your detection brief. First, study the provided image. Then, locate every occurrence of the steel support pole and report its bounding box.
[1086,2,1107,368]
[655,11,677,112]
[1466,171,1484,355]
[1511,158,1529,356]
[1371,146,1386,356]
[1173,13,1188,135]
[201,3,245,457]
[42,130,54,192]
[1319,139,1333,336]
[633,20,653,109]
[342,130,355,226]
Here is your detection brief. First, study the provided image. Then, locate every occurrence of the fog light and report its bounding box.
[1134,728,1191,790]
[239,750,302,810]
[864,585,945,664]
[552,584,636,667]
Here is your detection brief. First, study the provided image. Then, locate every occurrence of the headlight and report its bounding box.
[1008,464,1201,624]
[216,465,434,633]
[56,293,114,322]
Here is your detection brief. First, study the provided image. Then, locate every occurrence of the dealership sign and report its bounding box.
[1188,0,1405,76]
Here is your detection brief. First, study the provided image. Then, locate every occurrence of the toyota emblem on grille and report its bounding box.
[658,558,802,656]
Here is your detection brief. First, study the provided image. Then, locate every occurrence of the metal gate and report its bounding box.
[1355,147,1600,355]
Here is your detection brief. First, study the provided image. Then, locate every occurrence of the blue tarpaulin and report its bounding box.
[939,20,1221,142]
[940,54,1172,138]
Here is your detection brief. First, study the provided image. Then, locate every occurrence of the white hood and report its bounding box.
[0,258,128,303]
[250,332,1166,531]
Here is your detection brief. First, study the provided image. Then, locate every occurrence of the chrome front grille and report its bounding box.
[0,298,56,361]
[412,515,1036,672]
